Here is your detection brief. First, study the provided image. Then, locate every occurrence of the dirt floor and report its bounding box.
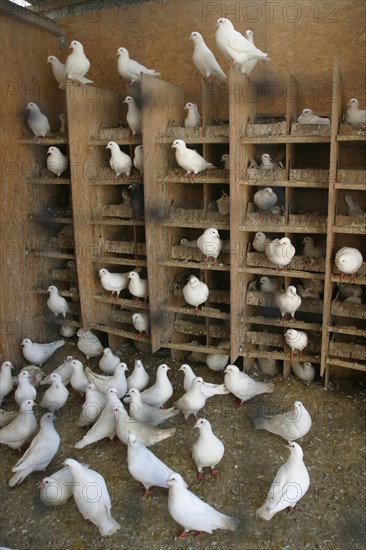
[1,340,365,550]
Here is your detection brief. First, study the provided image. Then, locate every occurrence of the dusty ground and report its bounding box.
[1,341,365,550]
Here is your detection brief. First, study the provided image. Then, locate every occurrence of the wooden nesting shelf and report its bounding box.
[246,251,325,273]
[168,202,229,225]
[170,244,230,265]
[331,300,366,319]
[102,204,133,219]
[244,121,286,137]
[162,169,229,184]
[289,169,329,183]
[98,126,134,141]
[338,123,366,138]
[336,169,366,184]
[329,337,366,362]
[173,319,229,339]
[160,304,230,321]
[245,203,285,226]
[246,290,324,315]
[164,122,229,143]
[104,240,146,256]
[245,167,286,183]
[291,123,331,136]
[19,136,68,145]
[94,294,149,310]
[26,177,71,185]
[51,268,77,282]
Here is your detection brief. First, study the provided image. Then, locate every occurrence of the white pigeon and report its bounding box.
[224,365,274,406]
[127,432,174,496]
[126,359,149,391]
[70,359,89,395]
[133,144,143,174]
[106,141,132,178]
[99,348,120,375]
[167,472,240,537]
[124,388,179,427]
[76,328,103,360]
[47,146,68,177]
[40,373,69,412]
[0,361,13,405]
[140,364,173,408]
[40,355,74,386]
[61,40,91,86]
[21,338,65,366]
[254,187,278,211]
[197,227,223,263]
[172,139,216,180]
[291,361,316,382]
[335,247,363,281]
[99,267,129,298]
[58,113,67,133]
[184,102,202,128]
[284,329,308,360]
[192,418,224,480]
[76,382,106,428]
[241,29,260,76]
[221,153,230,169]
[206,350,229,372]
[254,400,312,441]
[297,108,330,125]
[183,275,209,315]
[252,232,270,252]
[46,285,69,318]
[216,191,230,215]
[345,98,366,125]
[9,412,60,487]
[85,363,128,398]
[47,55,94,87]
[256,441,310,520]
[190,31,227,82]
[174,377,207,422]
[128,271,149,300]
[60,325,76,338]
[261,153,284,170]
[180,238,198,248]
[265,237,296,269]
[259,276,283,293]
[63,458,121,537]
[113,397,176,447]
[117,46,160,84]
[26,102,50,139]
[179,364,229,398]
[132,312,150,338]
[302,236,326,259]
[344,194,365,217]
[123,95,142,137]
[215,17,270,74]
[0,399,36,450]
[0,409,18,428]
[275,286,302,323]
[74,388,118,449]
[39,466,74,506]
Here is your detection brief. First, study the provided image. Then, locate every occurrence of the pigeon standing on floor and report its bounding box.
[183,275,209,315]
[40,355,74,386]
[76,383,106,428]
[99,268,129,299]
[172,139,216,180]
[224,365,274,406]
[184,102,202,128]
[133,145,143,174]
[0,361,13,405]
[179,364,229,397]
[61,40,91,87]
[192,418,225,480]
[128,271,149,300]
[335,247,363,281]
[344,194,365,217]
[63,458,121,537]
[129,182,145,218]
[284,329,308,359]
[124,388,179,426]
[275,286,302,323]
[85,363,128,398]
[132,312,150,337]
[47,147,68,177]
[38,466,74,506]
[190,31,227,82]
[40,373,69,412]
[21,338,65,366]
[26,102,50,139]
[106,141,132,178]
[291,361,316,382]
[265,237,295,269]
[345,98,366,125]
[47,55,94,88]
[254,187,278,211]
[70,359,89,395]
[254,400,312,441]
[46,285,69,318]
[140,364,173,408]
[123,96,142,137]
[117,47,160,84]
[174,377,207,422]
[297,108,330,125]
[197,227,223,263]
[126,359,149,391]
[256,441,310,520]
[127,432,174,496]
[76,329,103,360]
[252,232,270,252]
[9,412,60,487]
[302,236,326,259]
[167,472,240,538]
[0,400,37,450]
[99,348,121,375]
[74,388,118,449]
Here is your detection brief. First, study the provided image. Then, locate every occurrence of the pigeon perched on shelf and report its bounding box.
[46,285,69,318]
[61,40,91,87]
[284,329,308,360]
[183,275,209,315]
[345,98,366,125]
[174,377,207,422]
[139,364,173,408]
[275,285,302,324]
[180,238,198,248]
[39,466,74,506]
[256,441,310,520]
[47,146,68,177]
[296,284,321,300]
[124,388,179,426]
[215,17,270,74]
[254,187,278,211]
[74,388,118,449]
[76,328,103,360]
[26,102,50,139]
[252,232,270,252]
[99,268,129,298]
[99,348,120,375]
[40,373,69,412]
[172,139,216,180]
[47,55,94,88]
[21,338,65,366]
[254,400,312,441]
[123,95,142,137]
[190,31,227,82]
[265,237,296,269]
[128,182,145,218]
[335,247,363,281]
[133,144,143,174]
[127,432,174,496]
[216,191,230,215]
[338,283,363,300]
[0,399,36,450]
[291,361,316,382]
[40,355,74,386]
[85,363,128,398]
[128,271,149,300]
[221,153,230,169]
[132,312,150,338]
[63,458,121,537]
[0,361,13,406]
[301,236,326,259]
[76,383,106,428]
[183,102,202,128]
[126,359,149,391]
[179,364,229,398]
[240,29,261,77]
[117,47,160,84]
[192,418,224,480]
[106,141,132,178]
[70,359,89,395]
[297,108,330,125]
[259,276,283,293]
[260,153,284,170]
[9,412,60,487]
[344,194,365,217]
[300,278,324,296]
[167,472,239,538]
[197,227,223,263]
[224,365,275,407]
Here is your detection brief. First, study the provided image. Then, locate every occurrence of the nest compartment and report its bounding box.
[291,123,330,136]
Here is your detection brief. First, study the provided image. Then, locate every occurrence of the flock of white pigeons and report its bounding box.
[8,13,365,542]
